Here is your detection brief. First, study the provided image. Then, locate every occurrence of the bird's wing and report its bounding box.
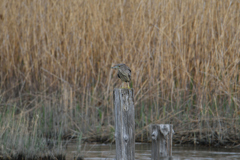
[119,65,131,81]
[119,68,128,76]
[128,69,131,80]
[123,66,131,81]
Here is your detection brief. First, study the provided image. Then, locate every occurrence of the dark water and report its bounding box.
[66,142,240,160]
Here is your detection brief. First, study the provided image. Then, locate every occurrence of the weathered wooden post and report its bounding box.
[113,88,135,160]
[151,124,173,160]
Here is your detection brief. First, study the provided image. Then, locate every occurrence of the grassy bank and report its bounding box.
[0,0,240,149]
[0,105,72,159]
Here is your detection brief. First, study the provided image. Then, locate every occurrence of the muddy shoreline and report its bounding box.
[82,132,240,148]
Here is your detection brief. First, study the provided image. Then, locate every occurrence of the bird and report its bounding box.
[111,64,131,89]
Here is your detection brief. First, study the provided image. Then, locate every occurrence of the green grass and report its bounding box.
[0,106,68,159]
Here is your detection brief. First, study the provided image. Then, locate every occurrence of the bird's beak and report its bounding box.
[111,66,118,69]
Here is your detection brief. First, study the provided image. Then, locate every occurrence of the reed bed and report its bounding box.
[0,0,240,147]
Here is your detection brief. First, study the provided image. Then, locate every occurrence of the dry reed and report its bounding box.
[0,0,240,146]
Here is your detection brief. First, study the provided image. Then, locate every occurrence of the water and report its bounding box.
[66,142,240,160]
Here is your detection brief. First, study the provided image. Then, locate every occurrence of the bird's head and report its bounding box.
[111,64,122,69]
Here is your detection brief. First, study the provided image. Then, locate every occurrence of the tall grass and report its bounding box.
[0,105,68,159]
[0,0,240,145]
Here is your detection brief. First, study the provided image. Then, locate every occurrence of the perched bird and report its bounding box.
[111,64,131,89]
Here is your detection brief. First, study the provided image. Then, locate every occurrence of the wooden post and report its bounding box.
[151,124,173,160]
[113,88,135,160]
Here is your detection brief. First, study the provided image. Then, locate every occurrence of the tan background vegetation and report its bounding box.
[0,0,240,144]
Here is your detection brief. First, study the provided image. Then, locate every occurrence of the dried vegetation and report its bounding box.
[0,0,240,154]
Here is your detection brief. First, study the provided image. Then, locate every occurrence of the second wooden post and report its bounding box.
[151,124,173,160]
[113,88,135,160]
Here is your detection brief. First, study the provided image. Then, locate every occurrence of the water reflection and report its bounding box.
[66,142,240,160]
